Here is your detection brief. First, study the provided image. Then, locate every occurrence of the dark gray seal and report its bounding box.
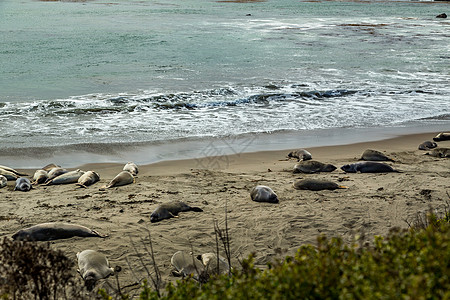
[150,201,203,223]
[14,177,32,192]
[436,13,447,19]
[293,179,347,191]
[418,141,438,150]
[293,160,337,174]
[360,149,394,162]
[250,185,279,203]
[341,162,399,173]
[77,250,115,291]
[433,132,450,142]
[287,149,312,161]
[425,147,450,158]
[12,222,106,241]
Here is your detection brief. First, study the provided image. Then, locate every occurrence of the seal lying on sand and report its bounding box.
[171,251,205,280]
[293,178,347,191]
[76,171,100,188]
[341,162,399,173]
[32,169,48,185]
[0,175,7,188]
[77,250,115,291]
[12,222,106,241]
[46,167,68,182]
[433,132,450,142]
[293,160,337,174]
[14,177,32,192]
[103,171,134,189]
[150,201,203,223]
[425,147,450,158]
[42,163,60,172]
[0,165,28,176]
[0,168,19,181]
[123,162,138,176]
[360,149,394,162]
[197,253,231,275]
[250,185,279,203]
[45,169,85,185]
[418,141,438,150]
[287,149,312,161]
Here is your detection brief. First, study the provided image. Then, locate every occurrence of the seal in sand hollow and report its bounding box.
[293,160,337,174]
[12,222,107,241]
[197,252,231,276]
[45,169,85,185]
[14,177,32,192]
[360,149,394,162]
[287,149,312,161]
[77,250,115,291]
[433,132,450,142]
[341,162,399,173]
[32,169,48,185]
[171,250,206,281]
[293,178,347,191]
[150,200,203,223]
[0,165,28,176]
[418,141,438,150]
[123,162,138,176]
[425,147,450,158]
[250,185,279,203]
[0,175,7,188]
[76,171,100,188]
[103,171,134,189]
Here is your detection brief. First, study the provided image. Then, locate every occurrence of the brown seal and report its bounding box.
[293,178,347,191]
[104,171,135,188]
[293,160,337,174]
[123,162,138,176]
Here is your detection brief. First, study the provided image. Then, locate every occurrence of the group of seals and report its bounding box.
[418,132,450,158]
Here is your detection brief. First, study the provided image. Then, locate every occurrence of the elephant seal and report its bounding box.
[0,165,28,176]
[0,175,7,188]
[341,162,399,173]
[32,169,48,185]
[0,168,19,181]
[76,171,100,188]
[360,149,394,162]
[287,149,312,161]
[12,222,107,241]
[45,169,85,185]
[103,171,134,189]
[197,253,231,275]
[123,162,138,176]
[46,167,68,182]
[171,250,205,280]
[150,201,203,223]
[293,160,337,174]
[14,177,32,192]
[77,250,115,291]
[293,179,347,191]
[42,163,61,172]
[250,185,279,203]
[433,132,450,142]
[418,141,438,150]
[425,147,450,158]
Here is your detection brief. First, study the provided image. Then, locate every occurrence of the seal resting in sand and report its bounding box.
[293,178,347,191]
[12,222,106,241]
[32,169,48,185]
[197,253,231,275]
[418,141,438,150]
[425,147,450,158]
[287,149,312,161]
[123,162,138,176]
[250,185,279,203]
[0,165,28,176]
[45,169,85,185]
[293,160,337,174]
[433,132,450,142]
[14,177,32,192]
[150,200,203,223]
[77,250,115,291]
[360,149,394,162]
[76,171,100,188]
[171,250,206,281]
[102,171,135,189]
[45,167,68,183]
[341,162,399,173]
[0,175,7,188]
[0,168,19,181]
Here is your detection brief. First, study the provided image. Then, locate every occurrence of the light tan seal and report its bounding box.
[250,185,279,203]
[76,171,100,188]
[45,169,85,185]
[45,167,68,182]
[32,169,48,185]
[287,149,312,161]
[360,149,394,162]
[0,168,19,181]
[425,147,450,158]
[0,175,7,188]
[103,171,135,189]
[12,222,107,241]
[77,250,115,291]
[123,162,138,176]
[197,253,231,276]
[0,165,28,176]
[433,132,450,142]
[293,160,337,174]
[293,179,347,191]
[150,200,203,223]
[171,250,205,281]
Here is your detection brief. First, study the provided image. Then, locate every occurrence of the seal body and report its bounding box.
[106,171,134,188]
[250,185,279,203]
[293,160,337,174]
[45,169,85,185]
[171,251,205,280]
[46,167,68,182]
[360,149,394,162]
[293,179,347,191]
[14,177,32,192]
[42,163,61,172]
[418,141,438,150]
[0,165,28,176]
[198,253,230,275]
[426,147,450,158]
[12,222,105,241]
[433,132,450,142]
[0,168,19,181]
[287,149,312,161]
[0,175,7,188]
[123,162,138,176]
[77,171,100,188]
[32,170,48,185]
[341,162,398,173]
[150,201,203,223]
[77,250,114,291]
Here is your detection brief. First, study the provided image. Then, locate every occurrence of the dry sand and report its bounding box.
[1,132,449,296]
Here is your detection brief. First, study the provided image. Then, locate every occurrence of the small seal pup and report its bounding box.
[360,149,394,162]
[150,200,203,223]
[341,162,399,173]
[32,169,48,185]
[45,169,85,185]
[293,160,337,174]
[14,177,32,192]
[250,185,279,203]
[103,171,135,189]
[0,165,28,176]
[293,179,347,191]
[287,149,312,161]
[76,171,100,188]
[12,222,107,241]
[123,162,138,176]
[171,250,205,281]
[77,250,115,291]
[0,175,7,188]
[425,147,450,158]
[433,132,450,142]
[418,141,438,150]
[197,253,231,276]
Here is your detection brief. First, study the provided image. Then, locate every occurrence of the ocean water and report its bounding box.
[0,0,449,166]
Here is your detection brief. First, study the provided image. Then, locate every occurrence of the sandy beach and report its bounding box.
[1,131,449,295]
